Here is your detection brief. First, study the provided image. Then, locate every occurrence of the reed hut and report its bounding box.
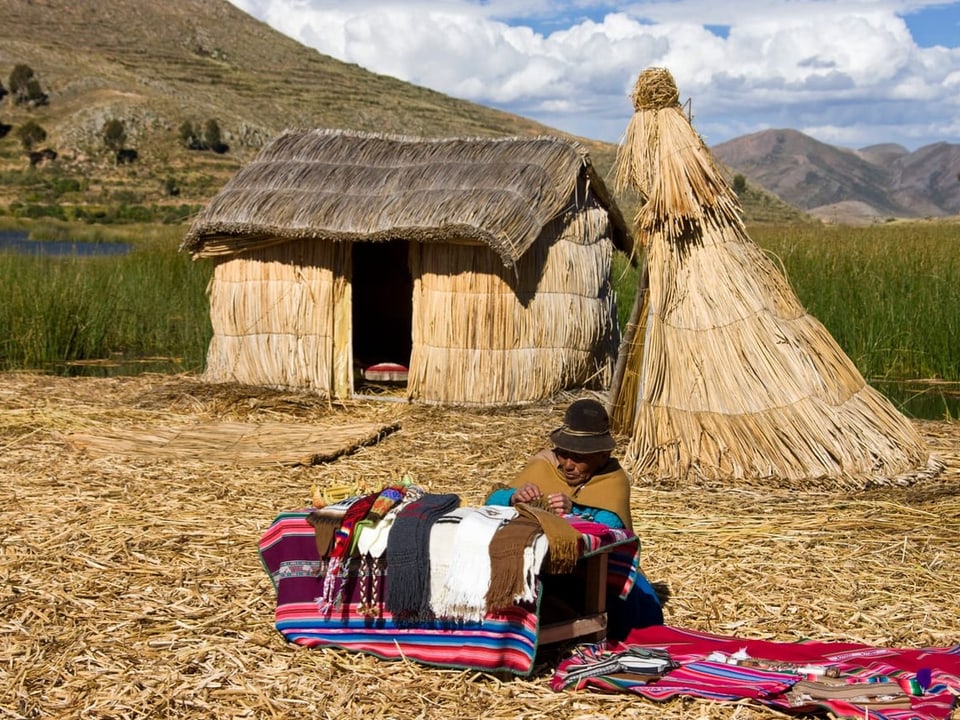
[608,67,942,487]
[181,129,633,406]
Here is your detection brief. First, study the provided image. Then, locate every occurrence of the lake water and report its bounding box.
[0,230,131,256]
[45,357,187,377]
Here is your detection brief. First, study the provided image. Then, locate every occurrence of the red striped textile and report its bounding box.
[569,519,640,599]
[550,624,960,719]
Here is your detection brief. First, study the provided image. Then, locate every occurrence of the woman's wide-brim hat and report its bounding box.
[549,399,616,454]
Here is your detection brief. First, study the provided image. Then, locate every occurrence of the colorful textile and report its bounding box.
[259,509,643,675]
[329,492,379,561]
[260,509,540,673]
[354,484,424,559]
[568,519,640,600]
[314,491,384,614]
[550,624,960,720]
[385,492,460,621]
[349,484,406,555]
[306,494,364,557]
[368,485,405,522]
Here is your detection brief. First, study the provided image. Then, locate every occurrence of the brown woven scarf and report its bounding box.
[485,513,542,610]
[515,504,581,574]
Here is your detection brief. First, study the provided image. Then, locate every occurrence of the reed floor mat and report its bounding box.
[64,420,401,466]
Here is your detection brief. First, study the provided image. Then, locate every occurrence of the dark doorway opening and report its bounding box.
[351,240,413,390]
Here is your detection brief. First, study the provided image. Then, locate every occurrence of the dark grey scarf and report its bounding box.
[385,492,460,622]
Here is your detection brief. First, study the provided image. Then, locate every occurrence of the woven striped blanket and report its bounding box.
[550,624,960,719]
[258,509,641,675]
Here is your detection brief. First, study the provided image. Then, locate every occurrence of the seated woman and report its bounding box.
[485,398,663,638]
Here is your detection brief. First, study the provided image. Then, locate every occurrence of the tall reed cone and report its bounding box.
[609,67,943,488]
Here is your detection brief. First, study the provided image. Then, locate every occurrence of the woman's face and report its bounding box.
[554,448,610,486]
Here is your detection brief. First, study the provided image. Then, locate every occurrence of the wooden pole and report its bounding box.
[606,258,648,429]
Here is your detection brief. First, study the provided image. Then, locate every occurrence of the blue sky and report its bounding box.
[227,1,960,151]
[903,2,960,45]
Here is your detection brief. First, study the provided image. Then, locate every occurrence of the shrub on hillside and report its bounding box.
[16,120,46,151]
[179,119,228,153]
[8,64,48,107]
[102,119,127,152]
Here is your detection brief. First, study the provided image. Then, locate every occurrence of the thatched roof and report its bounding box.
[181,129,633,267]
[609,67,942,487]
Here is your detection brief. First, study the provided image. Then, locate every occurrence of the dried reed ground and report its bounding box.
[1,373,958,720]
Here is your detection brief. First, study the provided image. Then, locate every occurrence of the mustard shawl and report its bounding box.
[509,449,633,530]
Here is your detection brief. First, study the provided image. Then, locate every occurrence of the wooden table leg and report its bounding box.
[582,552,608,615]
[538,551,610,645]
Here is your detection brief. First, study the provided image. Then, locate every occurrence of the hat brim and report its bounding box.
[549,427,616,454]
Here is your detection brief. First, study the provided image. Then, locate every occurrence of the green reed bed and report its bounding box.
[611,221,959,418]
[0,223,212,372]
[614,223,959,382]
[2,219,957,402]
[749,222,959,382]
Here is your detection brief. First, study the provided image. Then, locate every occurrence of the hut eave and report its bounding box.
[181,223,511,264]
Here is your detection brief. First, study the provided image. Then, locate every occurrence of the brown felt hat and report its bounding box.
[549,399,616,454]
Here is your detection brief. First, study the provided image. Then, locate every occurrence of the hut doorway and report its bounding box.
[351,240,413,389]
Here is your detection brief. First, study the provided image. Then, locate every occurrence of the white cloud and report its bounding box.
[225,0,960,150]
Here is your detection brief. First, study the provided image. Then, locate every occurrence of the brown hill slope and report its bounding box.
[0,0,558,146]
[714,129,960,220]
[0,0,806,223]
[888,142,960,217]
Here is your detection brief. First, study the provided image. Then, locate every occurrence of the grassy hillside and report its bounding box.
[0,0,806,224]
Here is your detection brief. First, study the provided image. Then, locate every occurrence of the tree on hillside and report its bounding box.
[9,64,49,107]
[17,120,46,151]
[733,173,747,194]
[203,119,223,152]
[0,79,8,139]
[102,119,127,152]
[179,120,202,150]
[102,118,139,165]
[8,65,32,99]
[180,118,228,153]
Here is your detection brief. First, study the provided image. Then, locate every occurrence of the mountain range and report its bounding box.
[0,0,954,225]
[713,129,960,224]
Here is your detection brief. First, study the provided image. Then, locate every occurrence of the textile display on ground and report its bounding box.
[258,488,642,676]
[550,624,960,719]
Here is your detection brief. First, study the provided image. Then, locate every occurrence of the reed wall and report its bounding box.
[409,202,619,404]
[203,241,344,393]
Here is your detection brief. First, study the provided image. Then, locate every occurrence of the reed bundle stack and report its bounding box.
[608,67,942,487]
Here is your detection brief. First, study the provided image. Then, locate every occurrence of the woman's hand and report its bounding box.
[511,483,542,505]
[546,492,572,516]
